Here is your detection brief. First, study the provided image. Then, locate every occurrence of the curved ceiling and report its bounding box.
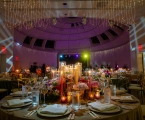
[14,17,129,53]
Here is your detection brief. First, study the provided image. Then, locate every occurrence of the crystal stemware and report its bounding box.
[42,85,48,107]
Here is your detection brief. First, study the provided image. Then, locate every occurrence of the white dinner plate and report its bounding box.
[88,105,121,114]
[37,106,72,117]
[1,101,32,108]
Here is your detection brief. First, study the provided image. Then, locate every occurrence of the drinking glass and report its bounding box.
[72,91,80,110]
[32,89,39,106]
[42,86,48,107]
[22,86,28,99]
[110,85,116,96]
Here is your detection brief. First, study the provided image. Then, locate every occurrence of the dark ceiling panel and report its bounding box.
[45,40,55,49]
[90,36,100,44]
[108,29,118,36]
[100,33,109,40]
[23,36,32,44]
[34,39,43,47]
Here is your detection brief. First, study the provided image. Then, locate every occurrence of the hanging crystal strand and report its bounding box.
[4,0,7,27]
[133,0,136,25]
[129,0,132,24]
[118,0,121,25]
[33,1,37,28]
[38,0,41,26]
[28,0,31,29]
[90,0,93,26]
[9,0,13,28]
[43,0,49,28]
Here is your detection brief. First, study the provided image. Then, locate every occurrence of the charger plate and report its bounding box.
[88,105,121,114]
[37,106,72,117]
[1,101,32,108]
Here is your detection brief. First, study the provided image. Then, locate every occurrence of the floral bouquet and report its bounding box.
[73,82,89,91]
[90,81,100,91]
[44,78,61,102]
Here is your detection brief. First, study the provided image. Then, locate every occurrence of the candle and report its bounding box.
[16,69,19,73]
[52,70,54,78]
[74,67,79,84]
[95,90,100,99]
[19,74,22,78]
[67,92,72,103]
[61,96,67,103]
[89,92,94,100]
[60,71,63,95]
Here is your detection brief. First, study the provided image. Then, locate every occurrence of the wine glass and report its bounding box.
[42,85,48,107]
[39,88,43,103]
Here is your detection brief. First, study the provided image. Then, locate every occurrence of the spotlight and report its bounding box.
[60,55,63,58]
[17,43,20,45]
[76,54,79,57]
[53,18,57,25]
[84,54,88,58]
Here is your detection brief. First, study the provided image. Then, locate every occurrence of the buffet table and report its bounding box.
[0,95,143,120]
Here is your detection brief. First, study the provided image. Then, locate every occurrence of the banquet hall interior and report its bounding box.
[0,0,145,120]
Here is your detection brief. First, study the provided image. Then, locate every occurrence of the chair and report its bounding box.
[117,77,130,90]
[0,89,8,100]
[128,73,145,103]
[141,105,145,117]
[11,80,25,93]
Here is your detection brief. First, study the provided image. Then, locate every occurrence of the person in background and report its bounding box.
[41,63,46,76]
[29,65,33,73]
[32,62,38,73]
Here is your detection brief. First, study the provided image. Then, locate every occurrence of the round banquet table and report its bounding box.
[0,95,143,120]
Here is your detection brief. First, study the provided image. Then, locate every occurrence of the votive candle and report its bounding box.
[89,92,94,100]
[95,90,100,99]
[61,96,67,103]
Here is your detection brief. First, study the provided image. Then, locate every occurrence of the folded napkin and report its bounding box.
[7,99,32,107]
[88,102,117,111]
[111,96,133,102]
[13,91,31,96]
[120,96,133,100]
[40,104,68,115]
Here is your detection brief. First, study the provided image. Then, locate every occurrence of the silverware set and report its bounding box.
[88,110,100,118]
[24,105,40,118]
[68,109,75,120]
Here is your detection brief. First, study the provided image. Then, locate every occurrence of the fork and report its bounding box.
[24,105,40,118]
[24,111,34,117]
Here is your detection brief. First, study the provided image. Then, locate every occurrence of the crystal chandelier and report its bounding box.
[3,0,144,29]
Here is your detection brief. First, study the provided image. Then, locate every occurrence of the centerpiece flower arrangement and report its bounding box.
[73,82,89,99]
[44,78,61,102]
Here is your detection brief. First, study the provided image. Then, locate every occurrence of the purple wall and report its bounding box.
[90,43,131,69]
[13,43,57,69]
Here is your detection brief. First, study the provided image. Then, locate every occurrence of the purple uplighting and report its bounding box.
[76,54,79,57]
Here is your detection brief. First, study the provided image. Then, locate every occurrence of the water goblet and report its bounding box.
[41,86,48,107]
